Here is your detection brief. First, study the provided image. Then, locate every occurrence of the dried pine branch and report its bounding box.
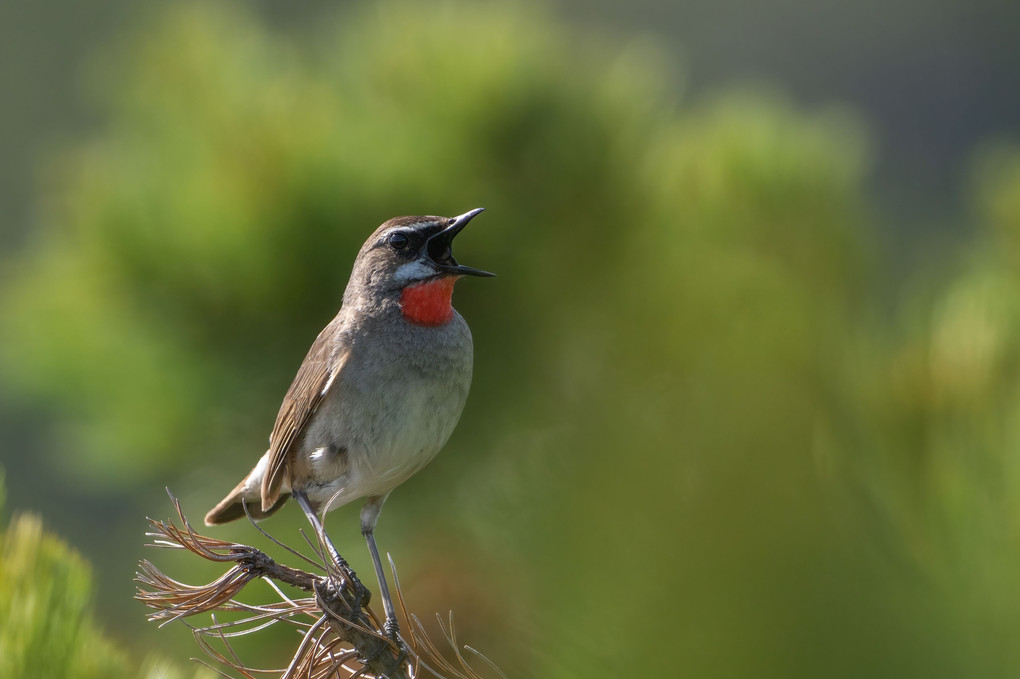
[135,492,502,679]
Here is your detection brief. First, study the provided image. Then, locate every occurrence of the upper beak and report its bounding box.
[427,207,496,278]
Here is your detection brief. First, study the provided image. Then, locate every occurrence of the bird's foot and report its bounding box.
[359,627,406,670]
[350,573,371,608]
[322,557,370,605]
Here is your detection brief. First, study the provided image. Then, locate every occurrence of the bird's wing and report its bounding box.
[262,320,350,511]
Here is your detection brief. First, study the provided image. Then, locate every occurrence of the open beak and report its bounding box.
[427,207,496,278]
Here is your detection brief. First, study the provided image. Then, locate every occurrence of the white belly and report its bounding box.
[297,342,471,512]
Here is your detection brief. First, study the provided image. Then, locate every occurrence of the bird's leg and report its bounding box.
[293,490,369,603]
[293,490,345,566]
[364,527,399,638]
[361,495,400,639]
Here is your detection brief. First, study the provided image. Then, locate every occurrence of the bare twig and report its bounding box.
[135,492,502,679]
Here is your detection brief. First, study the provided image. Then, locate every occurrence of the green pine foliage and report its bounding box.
[0,518,129,678]
[0,469,125,677]
[0,471,208,678]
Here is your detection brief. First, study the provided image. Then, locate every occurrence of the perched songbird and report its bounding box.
[205,208,492,635]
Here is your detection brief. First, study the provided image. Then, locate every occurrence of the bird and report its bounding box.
[204,208,492,636]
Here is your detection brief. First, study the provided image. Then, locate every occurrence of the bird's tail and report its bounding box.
[204,485,290,525]
[204,450,290,525]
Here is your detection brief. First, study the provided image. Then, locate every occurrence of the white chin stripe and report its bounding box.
[394,260,436,284]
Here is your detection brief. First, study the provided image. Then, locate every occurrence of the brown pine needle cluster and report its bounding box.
[135,493,503,679]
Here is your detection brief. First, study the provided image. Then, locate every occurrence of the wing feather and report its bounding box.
[261,319,349,510]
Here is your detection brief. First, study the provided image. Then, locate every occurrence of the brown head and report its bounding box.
[343,208,494,324]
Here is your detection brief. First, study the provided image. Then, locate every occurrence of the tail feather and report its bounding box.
[204,486,290,525]
[204,450,290,526]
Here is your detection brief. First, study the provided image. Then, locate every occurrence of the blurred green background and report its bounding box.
[2,0,1020,676]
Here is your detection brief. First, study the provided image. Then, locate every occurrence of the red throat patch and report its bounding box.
[400,277,458,326]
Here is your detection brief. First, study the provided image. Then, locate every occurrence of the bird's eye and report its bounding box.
[387,232,410,251]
